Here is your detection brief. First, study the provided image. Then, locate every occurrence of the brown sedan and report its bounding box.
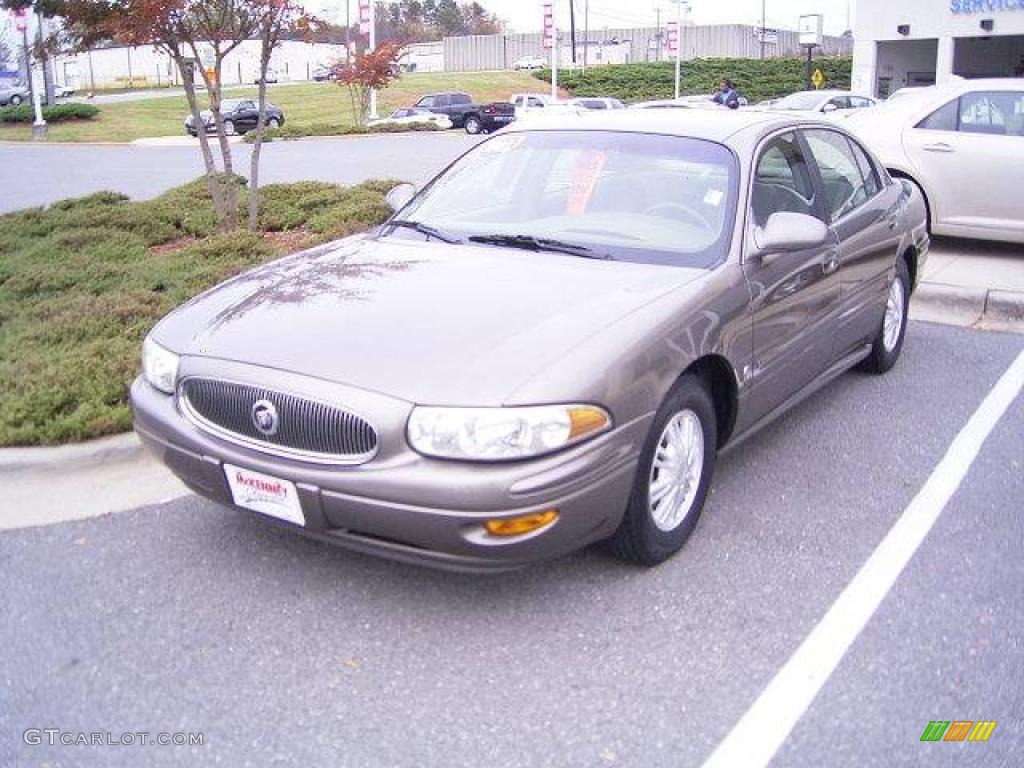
[132,110,929,571]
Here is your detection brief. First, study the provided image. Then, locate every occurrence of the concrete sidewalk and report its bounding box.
[912,237,1024,331]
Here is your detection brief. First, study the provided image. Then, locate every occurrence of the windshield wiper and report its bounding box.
[467,234,614,260]
[385,219,462,244]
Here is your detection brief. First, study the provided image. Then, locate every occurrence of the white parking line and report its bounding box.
[702,349,1024,768]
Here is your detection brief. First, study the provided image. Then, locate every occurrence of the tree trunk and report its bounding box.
[248,32,273,232]
[209,56,238,231]
[173,51,226,223]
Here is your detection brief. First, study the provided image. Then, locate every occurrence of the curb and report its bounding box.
[910,282,1024,332]
[0,432,144,474]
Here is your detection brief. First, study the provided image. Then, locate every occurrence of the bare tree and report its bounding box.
[246,0,319,231]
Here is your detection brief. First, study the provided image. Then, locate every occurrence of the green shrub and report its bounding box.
[0,176,400,445]
[243,120,443,143]
[0,102,100,123]
[535,56,852,104]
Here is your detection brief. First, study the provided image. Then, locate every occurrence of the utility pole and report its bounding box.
[551,0,559,100]
[569,0,577,64]
[673,0,682,98]
[583,0,589,71]
[761,0,766,59]
[345,0,351,62]
[654,5,661,62]
[368,0,377,118]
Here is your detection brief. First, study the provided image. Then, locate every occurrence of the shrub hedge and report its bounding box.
[0,177,403,445]
[0,103,100,123]
[534,56,853,104]
[243,120,442,143]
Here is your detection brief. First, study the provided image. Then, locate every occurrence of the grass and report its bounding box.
[242,120,442,142]
[0,70,546,143]
[0,177,401,446]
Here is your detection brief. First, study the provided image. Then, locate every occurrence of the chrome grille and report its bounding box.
[179,378,378,464]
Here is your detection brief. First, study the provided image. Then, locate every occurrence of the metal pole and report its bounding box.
[583,0,589,71]
[673,1,681,98]
[368,0,377,118]
[761,0,766,59]
[345,0,351,62]
[655,6,661,62]
[805,45,813,89]
[551,0,559,100]
[570,0,577,64]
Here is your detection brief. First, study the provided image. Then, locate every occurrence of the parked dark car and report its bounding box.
[185,99,285,136]
[412,91,515,134]
[133,110,928,572]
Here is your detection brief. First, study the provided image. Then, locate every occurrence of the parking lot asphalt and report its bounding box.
[0,132,479,214]
[2,321,1021,767]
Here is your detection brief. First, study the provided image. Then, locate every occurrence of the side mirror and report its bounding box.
[751,212,830,257]
[821,102,839,113]
[385,182,416,213]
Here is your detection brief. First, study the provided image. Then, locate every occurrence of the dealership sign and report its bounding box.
[951,0,1023,12]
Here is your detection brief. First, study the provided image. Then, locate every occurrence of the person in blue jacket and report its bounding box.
[712,78,740,109]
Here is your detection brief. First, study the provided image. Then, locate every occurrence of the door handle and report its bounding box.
[822,253,840,275]
[922,142,954,153]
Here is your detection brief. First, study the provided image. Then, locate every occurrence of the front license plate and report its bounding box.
[224,464,304,525]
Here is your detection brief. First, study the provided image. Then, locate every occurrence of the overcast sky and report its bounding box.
[314,1,856,36]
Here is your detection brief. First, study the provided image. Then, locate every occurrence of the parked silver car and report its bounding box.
[845,78,1024,244]
[132,111,928,571]
[0,82,29,107]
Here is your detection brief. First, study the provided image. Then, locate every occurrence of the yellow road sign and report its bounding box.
[811,67,826,89]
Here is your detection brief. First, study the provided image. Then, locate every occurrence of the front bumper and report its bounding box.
[131,376,649,572]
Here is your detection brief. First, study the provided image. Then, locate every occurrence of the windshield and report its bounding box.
[770,92,827,111]
[393,130,738,268]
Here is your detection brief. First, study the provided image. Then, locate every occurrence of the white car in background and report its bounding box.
[845,78,1024,244]
[569,96,626,110]
[512,55,547,70]
[509,93,584,119]
[368,107,453,130]
[765,89,877,115]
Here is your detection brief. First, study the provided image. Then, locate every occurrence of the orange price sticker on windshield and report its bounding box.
[566,150,607,216]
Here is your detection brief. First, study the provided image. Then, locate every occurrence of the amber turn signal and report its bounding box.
[485,509,559,537]
[567,406,611,440]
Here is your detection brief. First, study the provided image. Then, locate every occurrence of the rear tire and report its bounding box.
[223,119,236,136]
[609,374,717,566]
[861,257,910,374]
[10,94,22,106]
[464,115,482,134]
[267,117,280,129]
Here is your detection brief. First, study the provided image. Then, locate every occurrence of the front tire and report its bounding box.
[10,94,22,106]
[267,117,280,129]
[223,119,236,136]
[610,374,717,566]
[861,257,910,374]
[464,115,482,134]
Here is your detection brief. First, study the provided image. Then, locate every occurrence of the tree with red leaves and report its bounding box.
[58,0,260,230]
[332,40,403,127]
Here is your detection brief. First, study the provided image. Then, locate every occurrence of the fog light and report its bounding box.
[485,509,559,537]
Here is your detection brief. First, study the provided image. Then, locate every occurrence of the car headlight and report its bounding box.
[142,336,179,394]
[407,404,611,461]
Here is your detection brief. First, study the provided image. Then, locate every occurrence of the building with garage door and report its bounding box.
[851,0,1024,98]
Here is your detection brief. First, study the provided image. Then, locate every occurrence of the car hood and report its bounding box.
[153,235,709,405]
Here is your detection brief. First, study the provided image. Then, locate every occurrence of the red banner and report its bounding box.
[542,2,554,49]
[358,0,371,35]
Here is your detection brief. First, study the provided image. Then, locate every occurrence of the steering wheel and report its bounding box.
[643,201,712,230]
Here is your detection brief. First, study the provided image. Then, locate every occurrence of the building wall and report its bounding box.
[55,40,346,91]
[851,0,1024,96]
[443,25,853,72]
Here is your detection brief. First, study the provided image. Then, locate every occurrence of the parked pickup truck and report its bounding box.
[412,91,515,134]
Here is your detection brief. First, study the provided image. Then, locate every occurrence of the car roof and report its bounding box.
[507,108,806,145]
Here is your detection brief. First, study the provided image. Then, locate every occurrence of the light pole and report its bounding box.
[761,0,766,59]
[673,1,681,98]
